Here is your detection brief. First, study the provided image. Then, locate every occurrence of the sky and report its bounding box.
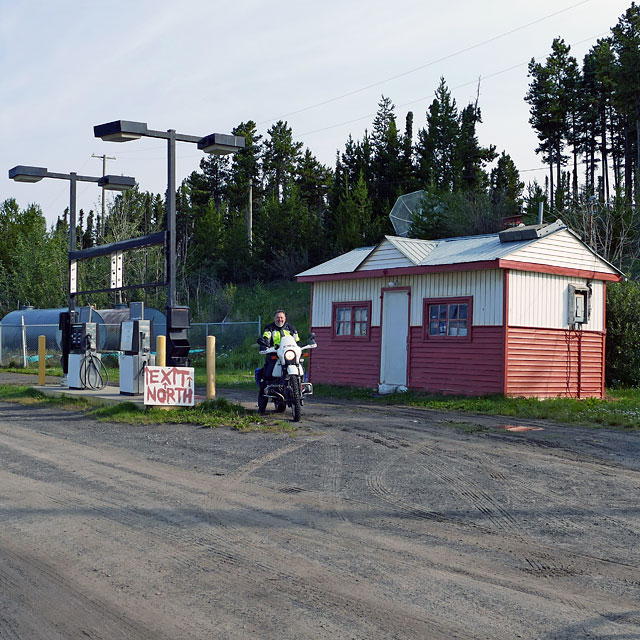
[0,0,633,227]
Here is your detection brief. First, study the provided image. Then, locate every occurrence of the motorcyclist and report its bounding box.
[257,309,299,382]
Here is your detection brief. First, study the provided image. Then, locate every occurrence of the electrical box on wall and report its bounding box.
[568,284,590,326]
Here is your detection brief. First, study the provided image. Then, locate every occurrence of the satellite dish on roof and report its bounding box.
[389,190,426,237]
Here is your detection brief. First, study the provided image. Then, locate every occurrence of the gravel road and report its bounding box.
[0,388,639,639]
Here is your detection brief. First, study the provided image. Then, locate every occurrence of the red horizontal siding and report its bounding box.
[308,327,381,387]
[506,327,604,398]
[310,326,506,395]
[409,326,504,395]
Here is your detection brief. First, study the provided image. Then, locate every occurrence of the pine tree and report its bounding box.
[370,96,402,222]
[262,120,303,202]
[419,78,460,192]
[525,38,577,212]
[490,152,524,216]
[611,3,640,200]
[456,103,497,192]
[335,171,372,251]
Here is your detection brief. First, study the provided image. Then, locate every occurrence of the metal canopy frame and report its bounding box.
[69,231,167,299]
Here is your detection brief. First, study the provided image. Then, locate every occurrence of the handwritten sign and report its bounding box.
[144,366,195,406]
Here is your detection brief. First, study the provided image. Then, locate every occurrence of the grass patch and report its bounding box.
[91,397,296,434]
[0,385,95,411]
[312,384,640,430]
[0,384,293,434]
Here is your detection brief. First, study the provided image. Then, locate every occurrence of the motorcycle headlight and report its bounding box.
[284,350,296,362]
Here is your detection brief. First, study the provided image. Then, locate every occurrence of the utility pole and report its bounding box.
[246,177,253,250]
[92,153,115,238]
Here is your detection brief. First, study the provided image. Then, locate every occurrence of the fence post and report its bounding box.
[206,335,215,400]
[38,335,46,385]
[0,324,3,366]
[21,316,27,368]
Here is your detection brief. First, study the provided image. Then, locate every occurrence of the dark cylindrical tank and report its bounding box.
[96,307,166,351]
[1,307,67,351]
[0,306,166,352]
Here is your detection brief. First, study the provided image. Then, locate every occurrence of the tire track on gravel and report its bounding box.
[0,427,466,638]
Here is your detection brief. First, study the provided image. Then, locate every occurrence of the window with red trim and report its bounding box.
[332,301,371,339]
[423,297,472,340]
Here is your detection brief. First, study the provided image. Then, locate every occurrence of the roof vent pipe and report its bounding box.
[538,201,544,225]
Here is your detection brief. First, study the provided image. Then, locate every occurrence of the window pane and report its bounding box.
[429,305,438,320]
[448,321,458,336]
[354,307,368,322]
[459,304,468,320]
[439,321,447,335]
[449,304,458,320]
[458,325,468,336]
[429,321,438,335]
[337,307,351,322]
[439,305,447,320]
[336,320,351,336]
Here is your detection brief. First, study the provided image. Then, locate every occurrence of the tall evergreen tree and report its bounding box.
[262,120,303,202]
[525,38,578,213]
[418,78,460,192]
[490,152,524,216]
[456,103,497,192]
[370,96,402,222]
[611,3,640,198]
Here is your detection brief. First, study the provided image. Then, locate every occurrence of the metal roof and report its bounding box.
[296,221,624,278]
[386,235,437,265]
[416,233,536,265]
[296,245,375,277]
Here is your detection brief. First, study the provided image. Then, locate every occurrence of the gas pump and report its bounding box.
[119,304,152,395]
[58,310,75,387]
[68,321,104,389]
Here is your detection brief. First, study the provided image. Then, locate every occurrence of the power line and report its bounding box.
[257,0,592,126]
[296,30,608,138]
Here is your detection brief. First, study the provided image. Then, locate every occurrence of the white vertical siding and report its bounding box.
[312,270,503,327]
[508,229,618,275]
[358,241,413,270]
[508,270,604,331]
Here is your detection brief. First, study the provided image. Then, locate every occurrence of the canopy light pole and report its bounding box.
[8,165,136,381]
[93,120,245,366]
[8,165,136,315]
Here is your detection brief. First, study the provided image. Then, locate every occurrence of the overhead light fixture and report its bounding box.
[93,120,147,143]
[98,175,137,191]
[8,165,47,183]
[197,132,245,155]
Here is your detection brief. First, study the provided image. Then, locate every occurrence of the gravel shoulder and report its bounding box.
[0,385,639,639]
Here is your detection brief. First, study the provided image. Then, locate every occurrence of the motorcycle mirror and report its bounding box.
[308,332,315,340]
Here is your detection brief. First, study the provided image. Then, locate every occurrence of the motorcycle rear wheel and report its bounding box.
[257,390,268,414]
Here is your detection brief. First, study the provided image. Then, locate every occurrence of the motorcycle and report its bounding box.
[257,333,317,421]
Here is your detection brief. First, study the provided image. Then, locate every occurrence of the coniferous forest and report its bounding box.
[1,4,639,339]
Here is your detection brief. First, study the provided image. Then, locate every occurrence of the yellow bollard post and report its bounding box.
[156,335,166,367]
[206,335,216,400]
[38,335,46,386]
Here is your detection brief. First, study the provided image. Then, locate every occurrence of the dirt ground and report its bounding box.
[0,385,639,639]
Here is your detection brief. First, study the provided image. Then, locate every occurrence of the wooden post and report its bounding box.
[206,335,215,400]
[156,335,166,367]
[38,335,46,385]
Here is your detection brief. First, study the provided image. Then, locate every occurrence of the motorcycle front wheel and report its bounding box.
[289,375,302,422]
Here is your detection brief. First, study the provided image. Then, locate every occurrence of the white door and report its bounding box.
[380,289,409,391]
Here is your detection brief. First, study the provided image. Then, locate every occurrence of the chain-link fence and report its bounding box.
[0,318,261,368]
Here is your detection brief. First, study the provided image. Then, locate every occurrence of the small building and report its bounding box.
[296,221,623,398]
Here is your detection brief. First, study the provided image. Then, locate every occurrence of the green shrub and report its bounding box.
[606,280,640,387]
